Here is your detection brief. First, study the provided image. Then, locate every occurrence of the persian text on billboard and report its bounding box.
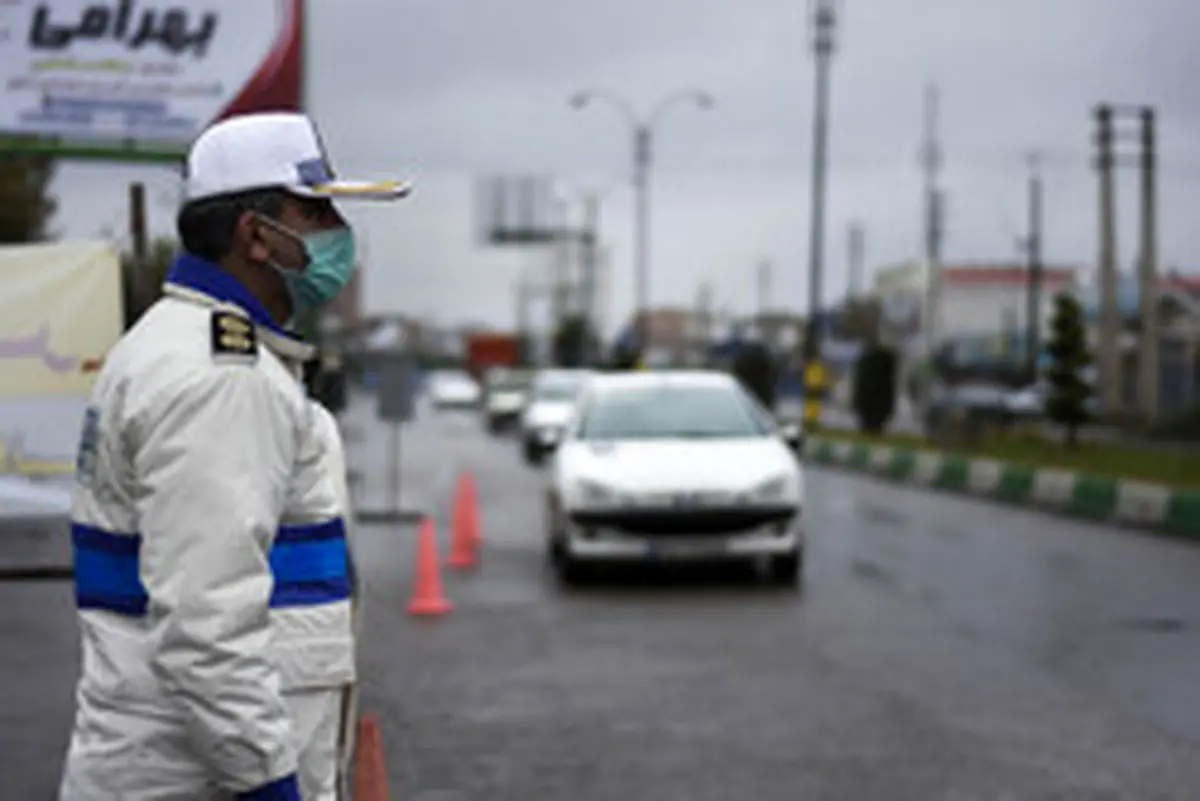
[0,0,300,151]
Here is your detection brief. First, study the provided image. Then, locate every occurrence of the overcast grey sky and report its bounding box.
[51,0,1200,334]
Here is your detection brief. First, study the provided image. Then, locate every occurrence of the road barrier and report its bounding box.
[806,437,1200,539]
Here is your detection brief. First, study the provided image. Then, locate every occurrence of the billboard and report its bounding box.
[1,242,123,475]
[0,0,303,161]
[0,241,122,400]
[473,174,561,246]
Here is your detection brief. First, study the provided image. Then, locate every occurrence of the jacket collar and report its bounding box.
[163,254,315,363]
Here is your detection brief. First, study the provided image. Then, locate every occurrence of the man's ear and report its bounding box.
[237,211,273,265]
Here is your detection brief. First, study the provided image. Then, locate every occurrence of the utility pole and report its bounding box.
[515,271,532,365]
[1024,153,1044,380]
[128,182,149,321]
[1137,107,1159,421]
[1094,104,1121,417]
[920,83,944,382]
[756,260,772,322]
[633,126,651,350]
[579,192,601,364]
[803,0,839,427]
[847,220,865,301]
[696,280,713,346]
[550,199,570,333]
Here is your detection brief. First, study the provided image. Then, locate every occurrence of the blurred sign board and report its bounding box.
[0,241,121,401]
[376,353,415,423]
[474,174,560,246]
[0,0,304,162]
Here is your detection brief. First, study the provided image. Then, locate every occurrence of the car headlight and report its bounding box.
[577,479,617,506]
[750,475,790,503]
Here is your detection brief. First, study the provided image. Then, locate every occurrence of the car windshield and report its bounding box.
[432,371,472,386]
[537,383,581,402]
[577,383,771,440]
[487,369,531,392]
[535,373,587,401]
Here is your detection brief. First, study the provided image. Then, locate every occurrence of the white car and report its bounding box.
[482,367,533,433]
[426,369,481,410]
[519,368,594,464]
[543,370,805,586]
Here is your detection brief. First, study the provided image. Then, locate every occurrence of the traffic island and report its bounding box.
[805,433,1200,539]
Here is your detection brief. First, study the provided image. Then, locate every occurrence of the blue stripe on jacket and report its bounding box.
[72,519,352,616]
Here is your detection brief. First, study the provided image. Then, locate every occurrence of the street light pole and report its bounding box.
[803,0,838,426]
[633,125,651,350]
[569,89,714,356]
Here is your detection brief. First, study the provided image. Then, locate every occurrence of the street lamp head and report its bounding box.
[694,91,716,110]
[568,91,591,110]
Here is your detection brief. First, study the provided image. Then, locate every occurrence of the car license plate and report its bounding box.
[645,539,727,558]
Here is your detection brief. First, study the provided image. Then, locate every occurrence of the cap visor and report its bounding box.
[291,179,413,200]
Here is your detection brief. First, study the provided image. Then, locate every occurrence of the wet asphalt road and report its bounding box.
[5,393,1200,799]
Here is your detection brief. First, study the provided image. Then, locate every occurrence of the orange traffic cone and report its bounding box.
[353,714,392,801]
[460,471,483,546]
[407,518,452,616]
[447,492,477,570]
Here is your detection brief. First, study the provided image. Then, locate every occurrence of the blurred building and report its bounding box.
[873,259,1200,415]
[620,308,706,365]
[731,312,806,353]
[873,261,1078,350]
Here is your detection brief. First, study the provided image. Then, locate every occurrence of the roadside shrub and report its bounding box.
[852,344,898,434]
[1044,292,1092,446]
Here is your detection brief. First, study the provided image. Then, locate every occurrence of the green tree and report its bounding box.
[121,237,177,329]
[0,156,57,243]
[852,344,898,435]
[834,298,881,342]
[552,314,598,367]
[732,342,778,411]
[516,332,536,367]
[1044,292,1092,446]
[609,342,641,370]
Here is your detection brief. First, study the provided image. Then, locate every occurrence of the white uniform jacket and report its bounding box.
[60,254,355,800]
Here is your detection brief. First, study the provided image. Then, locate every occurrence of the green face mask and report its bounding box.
[259,216,358,314]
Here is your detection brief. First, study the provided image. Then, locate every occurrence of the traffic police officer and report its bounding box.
[59,112,410,800]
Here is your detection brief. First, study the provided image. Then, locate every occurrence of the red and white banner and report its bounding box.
[0,0,303,154]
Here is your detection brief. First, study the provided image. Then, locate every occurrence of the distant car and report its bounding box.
[1003,379,1101,420]
[519,369,594,465]
[543,370,805,586]
[483,367,533,433]
[426,369,481,410]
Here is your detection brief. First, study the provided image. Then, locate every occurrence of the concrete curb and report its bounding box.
[806,437,1200,540]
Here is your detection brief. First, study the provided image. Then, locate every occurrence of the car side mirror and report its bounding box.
[779,421,804,453]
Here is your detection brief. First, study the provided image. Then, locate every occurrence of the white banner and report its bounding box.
[0,241,122,401]
[0,0,300,152]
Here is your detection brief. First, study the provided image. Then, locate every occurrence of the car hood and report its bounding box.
[487,391,526,411]
[523,401,574,428]
[432,381,477,395]
[561,438,799,493]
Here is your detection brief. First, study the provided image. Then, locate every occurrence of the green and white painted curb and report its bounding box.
[805,437,1200,539]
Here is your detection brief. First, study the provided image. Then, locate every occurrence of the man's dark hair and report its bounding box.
[176,188,287,263]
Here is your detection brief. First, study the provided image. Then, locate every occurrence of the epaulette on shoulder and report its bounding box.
[210,309,258,361]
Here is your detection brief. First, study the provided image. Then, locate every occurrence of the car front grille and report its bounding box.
[569,506,796,536]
